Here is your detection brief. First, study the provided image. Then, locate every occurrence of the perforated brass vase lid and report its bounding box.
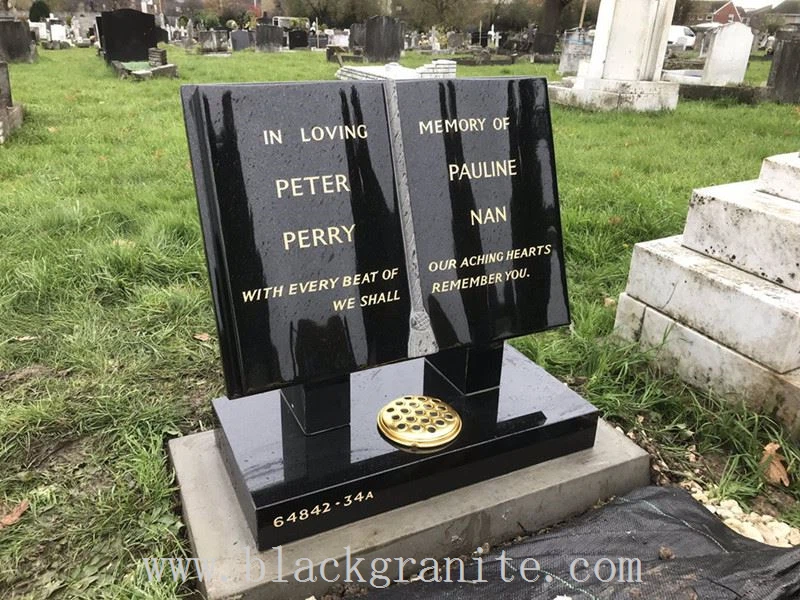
[377,395,462,451]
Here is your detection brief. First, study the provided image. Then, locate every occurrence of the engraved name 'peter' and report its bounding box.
[276,174,350,198]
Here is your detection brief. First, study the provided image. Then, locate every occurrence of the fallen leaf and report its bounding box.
[47,126,58,133]
[0,500,29,529]
[12,335,39,342]
[0,364,54,384]
[603,296,617,308]
[658,545,675,560]
[193,332,211,342]
[761,442,790,487]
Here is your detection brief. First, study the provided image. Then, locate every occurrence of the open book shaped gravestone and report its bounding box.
[182,78,598,550]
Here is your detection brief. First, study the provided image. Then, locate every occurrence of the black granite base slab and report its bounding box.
[213,344,598,550]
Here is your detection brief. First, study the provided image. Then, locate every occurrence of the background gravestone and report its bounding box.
[230,29,252,51]
[769,40,800,104]
[256,24,282,51]
[99,9,167,63]
[349,22,365,49]
[702,22,753,86]
[197,29,228,53]
[0,20,35,63]
[287,28,308,49]
[365,16,403,62]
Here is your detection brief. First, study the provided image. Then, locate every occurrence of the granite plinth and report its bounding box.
[169,418,646,600]
[213,344,598,550]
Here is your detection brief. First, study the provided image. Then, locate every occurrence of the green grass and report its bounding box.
[1,47,798,598]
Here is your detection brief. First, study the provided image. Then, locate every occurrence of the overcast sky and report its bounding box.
[735,0,782,9]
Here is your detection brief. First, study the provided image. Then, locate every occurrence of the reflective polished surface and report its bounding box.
[182,79,569,399]
[182,82,411,397]
[214,345,598,549]
[395,78,569,348]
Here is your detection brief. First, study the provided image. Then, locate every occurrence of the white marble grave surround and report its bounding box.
[614,293,800,434]
[625,236,800,374]
[614,152,800,432]
[683,180,800,292]
[759,152,800,204]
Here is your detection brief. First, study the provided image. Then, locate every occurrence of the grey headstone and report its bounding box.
[0,20,34,63]
[0,61,11,107]
[255,24,282,52]
[197,29,228,53]
[349,22,365,48]
[446,31,466,50]
[558,30,593,75]
[770,40,800,104]
[230,29,251,51]
[364,16,403,62]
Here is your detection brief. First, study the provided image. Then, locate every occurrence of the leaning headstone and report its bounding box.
[255,24,282,52]
[230,29,252,51]
[99,9,166,62]
[0,61,23,144]
[365,16,403,62]
[702,22,753,85]
[349,22,365,48]
[769,40,800,104]
[0,20,35,63]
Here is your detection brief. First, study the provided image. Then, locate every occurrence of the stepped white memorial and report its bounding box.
[548,0,679,111]
[615,152,800,433]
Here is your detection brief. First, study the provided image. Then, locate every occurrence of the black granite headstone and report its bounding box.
[287,28,308,49]
[99,9,164,63]
[365,15,403,62]
[181,78,593,549]
[255,24,282,51]
[0,20,34,63]
[770,40,800,104]
[182,79,569,398]
[230,29,252,51]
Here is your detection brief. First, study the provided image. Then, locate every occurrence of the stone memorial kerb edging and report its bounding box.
[179,78,599,556]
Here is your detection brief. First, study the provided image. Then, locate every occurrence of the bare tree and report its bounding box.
[533,0,573,54]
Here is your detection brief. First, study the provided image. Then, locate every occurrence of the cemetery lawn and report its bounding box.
[0,48,798,598]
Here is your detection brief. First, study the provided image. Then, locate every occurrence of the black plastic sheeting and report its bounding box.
[369,486,800,599]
